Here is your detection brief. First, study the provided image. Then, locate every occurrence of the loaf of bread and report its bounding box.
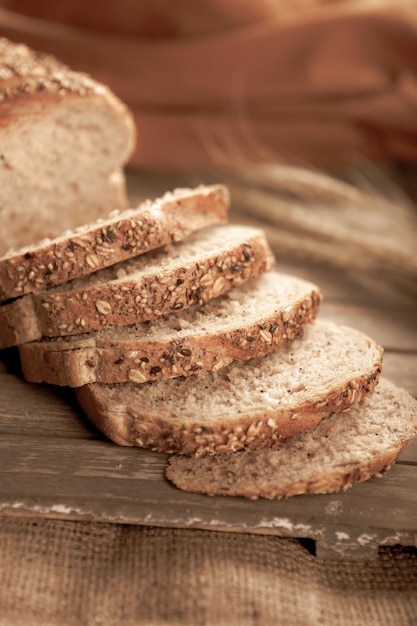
[0,224,274,349]
[75,320,383,455]
[1,37,413,505]
[0,37,135,256]
[0,184,229,302]
[166,378,417,498]
[18,271,321,386]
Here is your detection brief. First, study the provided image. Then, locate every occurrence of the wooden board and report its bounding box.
[1,258,416,560]
[0,370,416,561]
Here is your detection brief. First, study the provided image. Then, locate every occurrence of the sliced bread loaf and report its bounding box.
[0,37,135,256]
[75,320,383,455]
[166,378,417,498]
[0,184,229,302]
[19,271,321,386]
[0,225,274,349]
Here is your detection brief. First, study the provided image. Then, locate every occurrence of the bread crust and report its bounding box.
[0,37,134,140]
[0,295,40,347]
[0,185,229,301]
[0,226,274,348]
[19,277,322,386]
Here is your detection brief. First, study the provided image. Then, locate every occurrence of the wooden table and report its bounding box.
[0,175,416,560]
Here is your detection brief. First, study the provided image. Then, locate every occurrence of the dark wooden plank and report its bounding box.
[0,372,99,440]
[0,434,415,560]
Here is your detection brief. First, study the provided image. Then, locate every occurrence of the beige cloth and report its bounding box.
[0,517,416,626]
[1,1,417,169]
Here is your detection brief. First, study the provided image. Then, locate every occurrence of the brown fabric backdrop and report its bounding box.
[1,1,417,170]
[0,518,416,626]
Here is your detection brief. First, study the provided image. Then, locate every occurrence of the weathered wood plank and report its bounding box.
[0,434,415,558]
[0,373,99,439]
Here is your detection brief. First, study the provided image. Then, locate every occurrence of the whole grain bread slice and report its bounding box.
[75,320,383,455]
[0,224,274,349]
[166,378,417,498]
[0,184,229,302]
[19,271,321,386]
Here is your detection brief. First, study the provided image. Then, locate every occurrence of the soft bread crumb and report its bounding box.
[0,37,135,255]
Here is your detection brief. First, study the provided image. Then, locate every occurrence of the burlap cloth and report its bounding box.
[0,518,416,626]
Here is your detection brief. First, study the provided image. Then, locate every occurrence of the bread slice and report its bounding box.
[19,271,322,386]
[166,378,417,498]
[0,184,229,302]
[75,320,383,455]
[0,37,135,256]
[0,225,274,349]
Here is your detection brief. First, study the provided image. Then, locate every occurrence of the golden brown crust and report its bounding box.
[76,367,382,455]
[19,285,321,386]
[0,185,229,302]
[75,382,134,447]
[35,230,274,337]
[0,227,274,348]
[0,37,123,119]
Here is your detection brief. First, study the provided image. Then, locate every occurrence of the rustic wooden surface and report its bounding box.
[0,174,416,560]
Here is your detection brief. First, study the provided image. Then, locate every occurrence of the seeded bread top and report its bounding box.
[0,36,125,114]
[0,224,274,348]
[26,271,320,348]
[0,184,229,302]
[18,271,322,386]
